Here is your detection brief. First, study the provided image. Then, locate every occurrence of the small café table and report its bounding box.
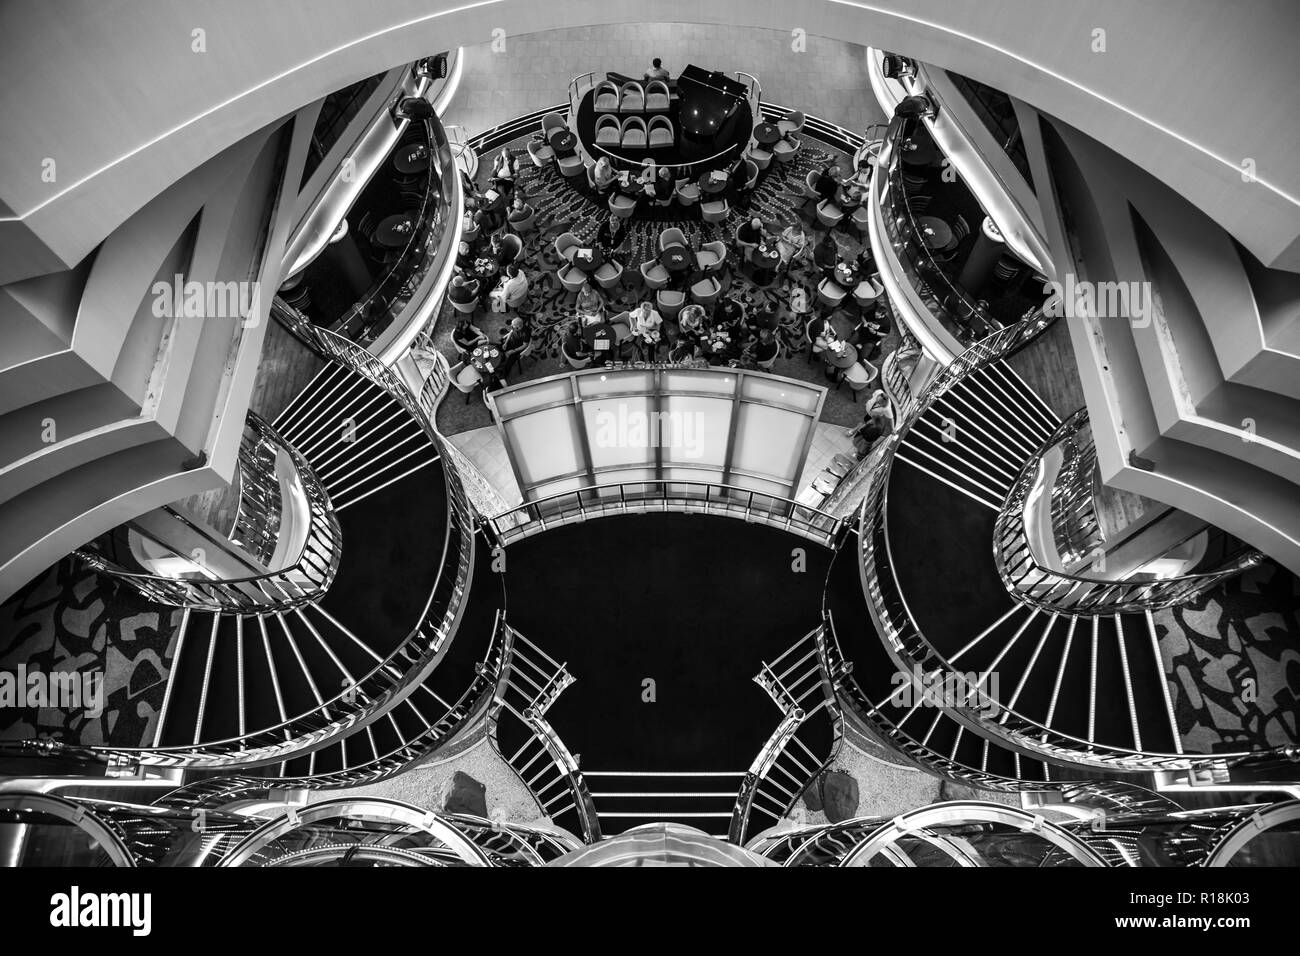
[822,340,859,370]
[470,344,503,378]
[753,122,782,146]
[571,246,606,273]
[917,216,953,250]
[549,129,578,156]
[394,143,430,176]
[659,245,696,272]
[900,137,939,167]
[374,213,416,248]
[698,169,730,194]
[749,244,781,286]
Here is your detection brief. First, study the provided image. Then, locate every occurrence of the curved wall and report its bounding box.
[2,0,1298,284]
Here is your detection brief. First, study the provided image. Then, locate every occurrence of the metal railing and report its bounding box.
[875,114,1003,350]
[44,324,479,769]
[994,409,1265,614]
[848,316,1263,770]
[487,480,842,548]
[75,413,342,612]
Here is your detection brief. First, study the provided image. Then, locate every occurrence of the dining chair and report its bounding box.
[674,178,700,207]
[700,198,729,223]
[696,241,728,274]
[640,259,670,290]
[659,226,688,252]
[656,289,686,321]
[777,110,806,136]
[594,260,625,291]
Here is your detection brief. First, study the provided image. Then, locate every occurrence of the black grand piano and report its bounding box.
[675,65,750,141]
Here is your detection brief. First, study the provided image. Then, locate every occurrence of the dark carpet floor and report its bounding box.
[501,513,832,771]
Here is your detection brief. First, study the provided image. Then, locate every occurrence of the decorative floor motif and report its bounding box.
[1155,559,1300,754]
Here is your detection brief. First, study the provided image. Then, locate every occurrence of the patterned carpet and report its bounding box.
[431,134,897,437]
[1154,559,1300,753]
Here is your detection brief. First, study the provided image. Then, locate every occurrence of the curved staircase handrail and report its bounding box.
[74,411,342,612]
[993,408,1266,615]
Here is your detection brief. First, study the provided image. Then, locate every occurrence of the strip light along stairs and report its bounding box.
[146,358,452,764]
[883,360,1188,764]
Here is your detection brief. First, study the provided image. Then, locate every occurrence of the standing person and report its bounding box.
[592,155,618,194]
[631,300,664,360]
[813,233,839,281]
[644,58,670,83]
[497,317,531,379]
[595,215,629,260]
[777,221,809,272]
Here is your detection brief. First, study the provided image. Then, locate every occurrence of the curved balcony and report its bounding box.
[994,408,1264,614]
[279,107,463,366]
[73,412,342,612]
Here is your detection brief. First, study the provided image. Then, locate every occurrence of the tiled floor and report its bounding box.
[448,425,523,511]
[442,23,887,142]
[796,422,858,498]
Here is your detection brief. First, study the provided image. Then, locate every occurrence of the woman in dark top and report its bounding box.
[595,216,629,258]
[452,317,488,354]
[714,296,745,331]
[813,234,839,279]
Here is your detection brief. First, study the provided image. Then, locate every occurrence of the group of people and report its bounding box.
[562,286,784,370]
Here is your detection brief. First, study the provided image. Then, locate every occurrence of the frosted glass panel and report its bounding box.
[740,375,821,412]
[530,475,588,499]
[583,397,655,469]
[661,369,738,395]
[505,406,582,486]
[492,377,574,417]
[659,395,730,467]
[727,473,791,497]
[732,405,809,482]
[577,370,655,397]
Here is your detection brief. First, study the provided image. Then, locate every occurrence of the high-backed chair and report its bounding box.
[451,296,478,317]
[756,341,782,370]
[644,79,670,111]
[621,116,648,148]
[696,240,728,273]
[640,259,670,290]
[850,204,871,235]
[554,232,580,262]
[648,116,674,148]
[658,226,688,252]
[700,198,729,223]
[449,360,485,404]
[778,110,806,136]
[748,146,772,171]
[557,152,586,177]
[526,136,555,167]
[656,288,686,321]
[734,225,759,259]
[772,136,801,163]
[690,275,722,309]
[541,112,567,138]
[594,80,621,112]
[742,159,760,191]
[509,206,537,236]
[558,263,589,294]
[817,277,848,311]
[594,260,625,290]
[620,81,645,113]
[563,340,593,369]
[804,316,829,362]
[609,191,638,217]
[816,199,845,230]
[595,114,621,146]
[674,178,700,207]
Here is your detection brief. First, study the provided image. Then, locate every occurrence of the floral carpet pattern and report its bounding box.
[1154,559,1300,754]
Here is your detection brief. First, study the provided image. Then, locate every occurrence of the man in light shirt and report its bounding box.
[631,300,664,361]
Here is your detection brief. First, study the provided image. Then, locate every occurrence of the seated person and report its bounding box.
[813,163,844,201]
[865,388,894,429]
[630,301,664,357]
[777,222,809,269]
[575,280,604,322]
[850,415,887,458]
[563,321,592,362]
[746,303,778,336]
[855,248,876,275]
[713,296,745,331]
[736,216,766,248]
[592,156,618,194]
[497,317,531,378]
[754,328,780,365]
[448,273,482,309]
[497,263,529,310]
[653,167,676,202]
[807,313,836,353]
[850,155,875,187]
[644,57,671,83]
[455,240,477,272]
[839,183,866,210]
[669,333,702,364]
[507,195,536,230]
[493,149,520,186]
[492,232,523,269]
[452,317,489,355]
[678,303,708,335]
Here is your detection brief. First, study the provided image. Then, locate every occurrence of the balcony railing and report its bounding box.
[75,412,341,612]
[487,481,842,548]
[994,408,1265,614]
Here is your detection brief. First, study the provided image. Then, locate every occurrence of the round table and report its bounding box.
[753,122,782,146]
[374,213,417,248]
[571,245,606,273]
[394,144,430,175]
[659,245,696,272]
[823,340,859,369]
[749,244,781,286]
[549,129,577,155]
[834,261,861,290]
[900,137,939,166]
[470,344,503,377]
[471,257,499,281]
[917,216,953,250]
[698,170,729,194]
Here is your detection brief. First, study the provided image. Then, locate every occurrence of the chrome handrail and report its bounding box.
[74,412,342,612]
[994,408,1265,614]
[488,481,841,548]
